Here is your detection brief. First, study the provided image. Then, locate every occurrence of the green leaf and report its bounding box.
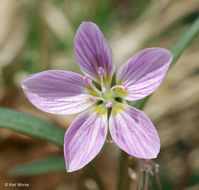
[134,17,199,110]
[0,107,64,147]
[170,17,199,67]
[10,155,106,190]
[10,155,65,176]
[133,96,150,110]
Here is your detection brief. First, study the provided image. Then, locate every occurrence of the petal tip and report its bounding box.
[66,165,78,173]
[131,146,160,160]
[144,47,173,58]
[146,149,160,159]
[66,164,85,173]
[141,141,160,160]
[154,47,173,61]
[81,21,95,26]
[127,146,160,160]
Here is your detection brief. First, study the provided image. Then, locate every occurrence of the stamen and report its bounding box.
[94,97,105,102]
[105,101,113,108]
[98,67,104,77]
[84,76,101,96]
[88,96,105,102]
[111,83,128,92]
[88,96,96,102]
[122,83,128,91]
[98,67,106,93]
[83,76,92,85]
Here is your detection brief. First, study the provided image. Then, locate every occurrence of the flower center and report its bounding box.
[102,90,113,101]
[84,67,127,109]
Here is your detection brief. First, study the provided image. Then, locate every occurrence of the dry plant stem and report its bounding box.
[170,17,199,66]
[137,171,144,190]
[88,163,106,190]
[144,173,149,190]
[154,171,163,190]
[117,17,199,190]
[117,151,130,190]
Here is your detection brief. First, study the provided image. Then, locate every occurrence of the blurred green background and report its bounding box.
[0,0,199,189]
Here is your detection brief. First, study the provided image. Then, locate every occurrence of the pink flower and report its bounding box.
[22,22,173,172]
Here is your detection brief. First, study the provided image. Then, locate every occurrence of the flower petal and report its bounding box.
[64,107,107,172]
[116,48,173,101]
[109,104,160,159]
[22,70,93,115]
[74,22,114,84]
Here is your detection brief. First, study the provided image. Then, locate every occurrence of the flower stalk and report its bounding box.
[137,171,144,190]
[144,172,149,190]
[117,151,131,190]
[87,162,106,190]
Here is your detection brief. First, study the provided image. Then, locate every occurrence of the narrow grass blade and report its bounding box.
[170,17,199,66]
[0,107,64,147]
[10,155,106,190]
[10,155,65,176]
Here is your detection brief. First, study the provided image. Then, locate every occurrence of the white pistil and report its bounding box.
[111,83,128,92]
[122,83,128,91]
[88,96,96,102]
[98,67,106,93]
[83,76,92,85]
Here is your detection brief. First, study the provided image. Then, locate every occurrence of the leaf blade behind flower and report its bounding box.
[10,155,65,176]
[0,107,64,147]
[170,17,199,66]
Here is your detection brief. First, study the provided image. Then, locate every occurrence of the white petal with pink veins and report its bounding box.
[109,103,160,159]
[116,48,173,101]
[22,70,93,115]
[64,108,107,172]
